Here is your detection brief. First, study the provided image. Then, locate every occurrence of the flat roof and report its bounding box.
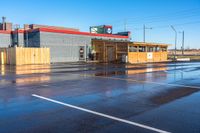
[92,39,130,43]
[130,42,170,47]
[92,39,170,46]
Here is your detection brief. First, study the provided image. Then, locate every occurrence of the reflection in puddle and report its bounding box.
[95,71,126,76]
[14,65,51,85]
[126,65,167,75]
[15,75,50,85]
[0,65,51,75]
[1,65,5,75]
[0,65,51,85]
[94,64,167,76]
[15,65,51,75]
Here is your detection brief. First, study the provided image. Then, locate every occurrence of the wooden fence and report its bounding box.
[128,52,168,63]
[0,48,7,65]
[0,47,50,65]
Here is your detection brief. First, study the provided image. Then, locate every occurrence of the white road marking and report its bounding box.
[32,94,171,133]
[82,74,200,89]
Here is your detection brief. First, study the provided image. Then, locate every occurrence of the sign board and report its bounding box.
[90,27,98,33]
[90,25,112,34]
[147,52,153,59]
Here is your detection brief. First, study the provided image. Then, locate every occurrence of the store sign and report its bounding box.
[106,27,112,34]
[90,25,112,34]
[147,52,153,59]
[90,27,98,33]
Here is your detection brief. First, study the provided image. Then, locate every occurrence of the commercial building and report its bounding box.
[25,25,130,62]
[92,40,168,63]
[0,17,169,65]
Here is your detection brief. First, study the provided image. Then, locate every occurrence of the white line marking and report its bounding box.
[32,94,171,133]
[81,74,200,89]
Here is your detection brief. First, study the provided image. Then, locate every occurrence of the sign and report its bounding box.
[147,52,153,59]
[90,25,112,34]
[90,27,98,33]
[106,27,112,34]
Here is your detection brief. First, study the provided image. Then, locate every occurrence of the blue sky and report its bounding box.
[1,0,200,48]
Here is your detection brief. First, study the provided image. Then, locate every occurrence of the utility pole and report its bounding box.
[124,19,127,31]
[171,25,177,60]
[180,31,184,55]
[143,24,152,43]
[2,16,6,30]
[143,25,145,42]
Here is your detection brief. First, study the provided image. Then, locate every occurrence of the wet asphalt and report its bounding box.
[0,62,200,133]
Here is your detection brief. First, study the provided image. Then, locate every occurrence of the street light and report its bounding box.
[143,24,152,43]
[171,25,177,60]
[179,31,184,55]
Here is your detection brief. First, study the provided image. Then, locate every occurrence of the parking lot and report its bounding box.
[0,62,200,133]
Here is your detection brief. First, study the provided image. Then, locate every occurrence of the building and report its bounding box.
[0,30,12,47]
[25,26,130,63]
[0,17,169,64]
[0,17,12,47]
[92,40,168,63]
[128,42,168,63]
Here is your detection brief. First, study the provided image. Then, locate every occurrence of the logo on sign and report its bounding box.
[147,53,153,59]
[91,28,98,33]
[107,28,112,34]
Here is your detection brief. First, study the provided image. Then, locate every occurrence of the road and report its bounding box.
[0,62,200,133]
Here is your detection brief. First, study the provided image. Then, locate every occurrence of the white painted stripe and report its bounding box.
[82,74,200,89]
[32,94,171,133]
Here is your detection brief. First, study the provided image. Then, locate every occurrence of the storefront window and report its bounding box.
[139,46,146,52]
[155,47,160,52]
[147,47,154,52]
[129,46,138,52]
[161,47,167,51]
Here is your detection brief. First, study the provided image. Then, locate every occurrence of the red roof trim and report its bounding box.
[12,29,25,34]
[38,28,129,39]
[0,30,11,34]
[18,29,25,33]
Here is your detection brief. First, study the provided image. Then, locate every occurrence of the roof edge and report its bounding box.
[38,27,129,39]
[0,30,12,34]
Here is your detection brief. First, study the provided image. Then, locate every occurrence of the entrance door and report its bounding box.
[106,46,115,62]
[79,46,85,61]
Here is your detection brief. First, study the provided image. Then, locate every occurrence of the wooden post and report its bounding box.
[1,52,4,65]
[115,43,117,61]
[104,42,106,62]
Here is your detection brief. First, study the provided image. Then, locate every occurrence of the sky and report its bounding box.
[0,0,200,49]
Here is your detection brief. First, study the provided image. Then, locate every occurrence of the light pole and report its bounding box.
[143,24,152,43]
[124,19,127,31]
[179,31,184,55]
[171,25,177,60]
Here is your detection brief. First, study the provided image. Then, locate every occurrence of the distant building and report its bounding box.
[0,17,12,47]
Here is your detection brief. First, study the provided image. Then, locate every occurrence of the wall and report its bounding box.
[0,33,11,47]
[128,52,168,63]
[40,32,91,62]
[5,47,50,65]
[27,30,40,47]
[92,40,128,63]
[27,30,130,63]
[0,48,7,65]
[18,33,25,47]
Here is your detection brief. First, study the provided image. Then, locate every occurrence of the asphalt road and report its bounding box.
[0,62,200,133]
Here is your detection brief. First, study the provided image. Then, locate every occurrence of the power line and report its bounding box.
[104,8,200,32]
[126,21,200,31]
[127,9,200,24]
